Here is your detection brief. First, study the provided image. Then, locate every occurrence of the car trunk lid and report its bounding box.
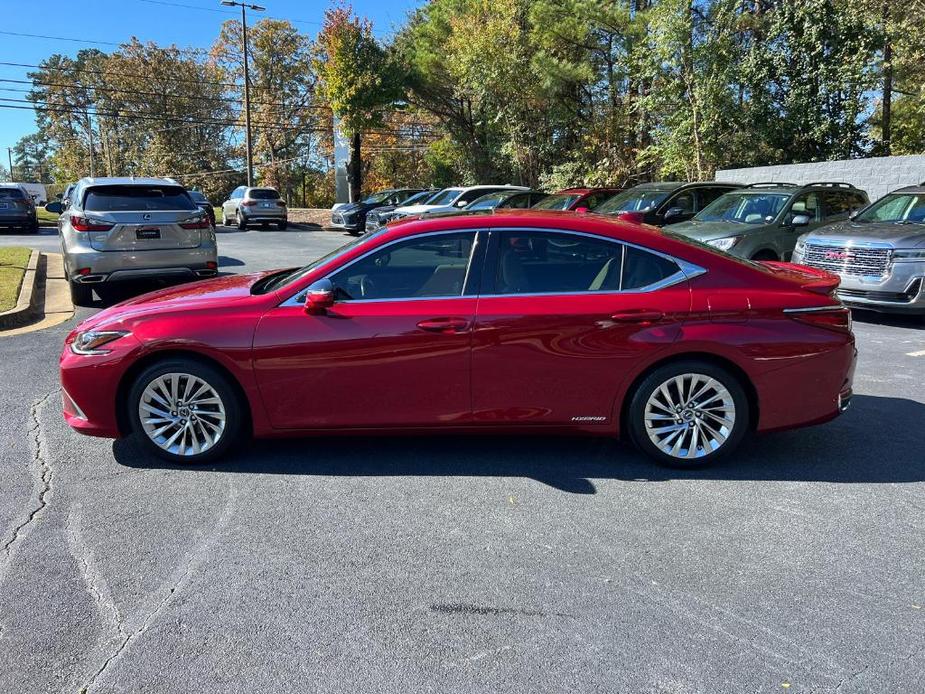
[759,260,841,296]
[85,210,203,251]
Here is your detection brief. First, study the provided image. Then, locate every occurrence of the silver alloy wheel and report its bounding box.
[138,372,226,457]
[643,373,736,460]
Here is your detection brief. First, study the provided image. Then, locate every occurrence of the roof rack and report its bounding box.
[743,182,798,188]
[802,181,856,189]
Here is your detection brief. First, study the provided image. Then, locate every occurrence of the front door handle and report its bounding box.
[417,317,470,334]
[610,310,664,324]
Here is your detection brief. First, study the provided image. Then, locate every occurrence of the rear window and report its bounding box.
[188,191,207,202]
[0,188,26,200]
[83,186,197,212]
[248,189,280,200]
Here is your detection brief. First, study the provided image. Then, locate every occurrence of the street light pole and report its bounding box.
[221,1,265,187]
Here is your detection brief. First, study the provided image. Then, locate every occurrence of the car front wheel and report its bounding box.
[627,360,749,467]
[128,358,244,463]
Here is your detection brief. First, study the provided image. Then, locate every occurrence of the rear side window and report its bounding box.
[491,230,679,294]
[0,188,25,199]
[83,186,197,212]
[696,187,730,209]
[248,189,280,200]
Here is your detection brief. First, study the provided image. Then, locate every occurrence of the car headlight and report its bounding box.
[706,236,742,252]
[70,330,131,355]
[794,238,806,254]
[893,249,925,260]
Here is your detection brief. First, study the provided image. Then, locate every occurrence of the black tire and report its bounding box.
[27,220,39,234]
[750,250,778,261]
[277,221,288,230]
[626,360,750,468]
[69,280,93,306]
[128,357,245,464]
[237,213,247,231]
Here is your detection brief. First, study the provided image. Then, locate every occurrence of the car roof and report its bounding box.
[555,187,621,195]
[891,183,925,194]
[460,184,529,192]
[77,176,182,187]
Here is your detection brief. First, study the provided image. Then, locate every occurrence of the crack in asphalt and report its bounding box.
[80,484,239,694]
[0,390,57,574]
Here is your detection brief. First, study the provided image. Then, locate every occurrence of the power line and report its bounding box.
[137,0,323,27]
[0,30,123,47]
[0,60,237,89]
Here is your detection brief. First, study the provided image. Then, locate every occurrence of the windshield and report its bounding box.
[694,192,790,224]
[532,193,581,210]
[362,191,393,204]
[84,185,197,212]
[854,193,925,224]
[399,190,434,206]
[257,230,387,294]
[248,188,280,200]
[596,189,671,214]
[423,188,462,206]
[466,192,509,210]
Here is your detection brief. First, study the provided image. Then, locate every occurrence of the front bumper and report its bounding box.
[330,213,361,231]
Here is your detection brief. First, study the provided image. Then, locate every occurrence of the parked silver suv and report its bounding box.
[45,177,217,305]
[220,186,288,230]
[793,183,925,315]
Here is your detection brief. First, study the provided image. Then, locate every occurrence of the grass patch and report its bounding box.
[0,247,33,312]
[37,207,59,224]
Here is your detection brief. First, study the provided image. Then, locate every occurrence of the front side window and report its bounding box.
[854,193,925,224]
[788,192,821,221]
[83,185,197,212]
[467,192,509,210]
[330,232,476,300]
[490,230,680,295]
[425,188,463,206]
[596,189,672,214]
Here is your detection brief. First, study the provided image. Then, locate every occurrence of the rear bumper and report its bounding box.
[63,243,218,283]
[0,214,37,227]
[242,209,286,222]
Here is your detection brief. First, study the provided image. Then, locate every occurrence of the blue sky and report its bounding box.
[0,0,421,160]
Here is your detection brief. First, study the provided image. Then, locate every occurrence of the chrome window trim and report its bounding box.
[278,226,706,307]
[279,228,481,307]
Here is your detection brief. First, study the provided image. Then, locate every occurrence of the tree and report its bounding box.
[314,5,401,200]
[211,18,321,201]
[12,134,53,183]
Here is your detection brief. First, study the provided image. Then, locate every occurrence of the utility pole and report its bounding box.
[6,148,13,181]
[221,1,265,187]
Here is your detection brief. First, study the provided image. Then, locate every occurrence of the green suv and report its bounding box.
[669,182,869,261]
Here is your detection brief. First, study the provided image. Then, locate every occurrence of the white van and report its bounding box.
[15,182,47,205]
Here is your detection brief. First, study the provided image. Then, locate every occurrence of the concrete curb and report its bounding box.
[0,250,42,330]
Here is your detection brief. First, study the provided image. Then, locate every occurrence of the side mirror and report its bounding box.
[790,213,811,227]
[455,199,468,207]
[303,279,334,314]
[45,201,63,214]
[664,207,686,221]
[574,206,590,214]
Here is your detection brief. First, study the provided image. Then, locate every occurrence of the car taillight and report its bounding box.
[242,200,257,207]
[179,218,211,229]
[71,216,114,232]
[788,307,852,333]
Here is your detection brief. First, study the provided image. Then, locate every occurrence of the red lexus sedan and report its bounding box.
[60,210,856,467]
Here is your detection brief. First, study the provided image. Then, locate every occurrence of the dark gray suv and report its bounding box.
[670,182,869,261]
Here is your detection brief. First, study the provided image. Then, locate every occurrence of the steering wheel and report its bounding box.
[359,275,377,298]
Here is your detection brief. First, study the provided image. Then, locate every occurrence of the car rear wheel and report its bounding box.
[277,221,288,230]
[27,219,39,234]
[221,211,228,226]
[128,358,244,464]
[236,213,247,231]
[627,360,749,467]
[69,280,92,305]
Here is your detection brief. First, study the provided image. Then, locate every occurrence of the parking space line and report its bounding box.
[906,350,925,357]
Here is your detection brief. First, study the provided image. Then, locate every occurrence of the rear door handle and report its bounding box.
[610,310,664,323]
[416,317,470,333]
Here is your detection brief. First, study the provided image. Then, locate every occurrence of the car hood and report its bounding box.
[801,220,925,248]
[670,220,759,240]
[393,203,451,216]
[78,271,272,330]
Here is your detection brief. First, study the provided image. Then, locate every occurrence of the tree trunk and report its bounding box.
[881,4,892,155]
[349,132,362,202]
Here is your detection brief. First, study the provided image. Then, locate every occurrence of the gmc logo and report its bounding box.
[824,250,850,261]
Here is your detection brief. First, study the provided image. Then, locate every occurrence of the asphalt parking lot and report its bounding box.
[0,224,922,693]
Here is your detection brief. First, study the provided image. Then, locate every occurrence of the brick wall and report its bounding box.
[715,155,925,203]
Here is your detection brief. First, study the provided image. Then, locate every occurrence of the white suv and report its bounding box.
[389,185,529,222]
